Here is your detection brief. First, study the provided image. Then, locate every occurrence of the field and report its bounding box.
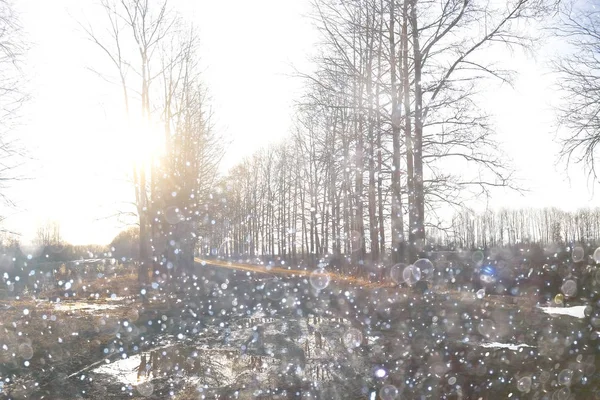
[0,260,598,399]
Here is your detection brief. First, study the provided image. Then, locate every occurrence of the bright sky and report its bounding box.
[3,0,597,245]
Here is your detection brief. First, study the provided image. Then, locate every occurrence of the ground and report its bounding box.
[0,261,598,399]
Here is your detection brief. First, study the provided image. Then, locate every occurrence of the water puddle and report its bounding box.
[87,310,359,397]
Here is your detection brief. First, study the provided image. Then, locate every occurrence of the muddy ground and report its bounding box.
[0,262,599,399]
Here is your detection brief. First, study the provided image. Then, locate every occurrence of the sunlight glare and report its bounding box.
[119,115,164,173]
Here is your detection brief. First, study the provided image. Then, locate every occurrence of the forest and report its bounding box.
[0,0,600,398]
[0,0,596,279]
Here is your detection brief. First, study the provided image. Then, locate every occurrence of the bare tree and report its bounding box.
[438,206,600,248]
[202,0,556,276]
[81,0,177,283]
[553,0,600,180]
[83,0,222,285]
[0,0,26,130]
[0,0,27,206]
[157,30,223,279]
[35,220,62,248]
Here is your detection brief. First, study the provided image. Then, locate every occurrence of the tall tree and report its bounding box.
[0,0,27,206]
[553,0,600,179]
[84,0,221,285]
[83,0,176,283]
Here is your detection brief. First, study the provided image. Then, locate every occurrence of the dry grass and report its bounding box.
[0,299,110,373]
[38,272,140,300]
[0,269,155,394]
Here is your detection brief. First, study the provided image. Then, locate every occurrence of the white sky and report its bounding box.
[4,0,597,245]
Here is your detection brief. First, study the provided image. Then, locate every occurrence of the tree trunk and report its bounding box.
[411,0,426,258]
[403,0,415,262]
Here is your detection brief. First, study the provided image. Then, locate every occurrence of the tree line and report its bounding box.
[435,208,600,250]
[202,153,600,260]
[3,0,594,283]
[200,0,562,265]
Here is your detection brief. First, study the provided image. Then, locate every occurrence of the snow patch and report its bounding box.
[107,296,127,302]
[538,305,587,319]
[480,342,535,351]
[93,355,143,385]
[54,302,122,313]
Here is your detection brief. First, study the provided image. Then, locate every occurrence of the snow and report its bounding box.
[93,355,143,385]
[53,302,122,313]
[91,341,180,385]
[480,342,535,351]
[538,305,587,319]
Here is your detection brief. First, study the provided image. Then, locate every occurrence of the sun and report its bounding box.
[116,115,165,175]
